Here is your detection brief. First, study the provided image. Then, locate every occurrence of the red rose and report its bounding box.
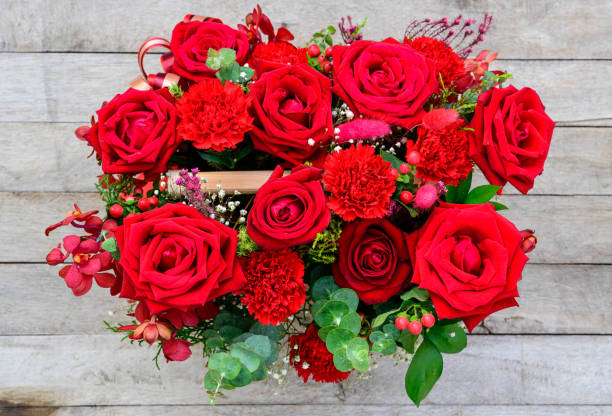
[333,219,412,304]
[409,202,528,332]
[249,41,308,77]
[115,203,245,314]
[82,88,180,177]
[247,165,331,249]
[332,39,438,129]
[469,86,555,194]
[169,21,250,82]
[249,64,333,166]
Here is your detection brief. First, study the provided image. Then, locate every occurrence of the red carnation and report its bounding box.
[249,41,307,77]
[322,143,396,221]
[289,325,351,383]
[239,249,306,325]
[177,78,253,151]
[405,36,465,87]
[414,119,473,186]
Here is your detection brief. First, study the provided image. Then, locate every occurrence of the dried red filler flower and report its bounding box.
[322,143,396,221]
[176,78,253,151]
[239,249,306,325]
[405,36,465,86]
[289,325,351,383]
[415,120,473,186]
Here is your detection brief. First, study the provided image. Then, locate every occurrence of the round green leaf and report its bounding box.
[332,348,353,372]
[265,339,280,366]
[318,325,336,342]
[219,325,242,341]
[228,364,253,387]
[339,312,362,336]
[382,323,400,340]
[312,276,340,301]
[425,323,467,354]
[229,343,262,372]
[347,337,370,371]
[204,369,222,390]
[405,338,443,407]
[325,328,354,354]
[250,322,282,341]
[207,352,230,371]
[311,299,327,318]
[332,288,359,312]
[314,300,350,327]
[244,334,272,360]
[205,337,224,350]
[250,360,267,381]
[369,330,390,344]
[372,338,396,355]
[218,356,242,380]
[213,311,235,329]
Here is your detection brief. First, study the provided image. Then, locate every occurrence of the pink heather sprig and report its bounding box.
[175,168,245,226]
[339,16,364,44]
[405,14,493,57]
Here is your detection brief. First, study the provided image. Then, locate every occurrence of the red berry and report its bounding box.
[421,313,436,328]
[109,204,123,218]
[134,187,143,196]
[323,62,332,73]
[399,163,410,174]
[400,191,414,204]
[408,320,422,335]
[389,168,399,180]
[407,150,421,165]
[317,55,325,64]
[395,315,410,330]
[308,44,321,57]
[137,197,151,211]
[125,213,138,219]
[325,46,333,56]
[148,196,159,207]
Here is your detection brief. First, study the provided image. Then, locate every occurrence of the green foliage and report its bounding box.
[311,276,340,301]
[205,48,254,85]
[95,174,137,217]
[308,217,343,264]
[168,83,184,99]
[404,338,444,407]
[372,287,430,329]
[237,226,259,256]
[424,322,467,354]
[446,171,504,207]
[454,70,513,115]
[100,236,120,260]
[198,142,254,170]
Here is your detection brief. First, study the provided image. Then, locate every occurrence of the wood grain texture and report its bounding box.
[2,123,609,195]
[1,405,610,416]
[3,263,610,336]
[4,191,610,264]
[1,0,611,59]
[1,335,611,406]
[0,54,610,125]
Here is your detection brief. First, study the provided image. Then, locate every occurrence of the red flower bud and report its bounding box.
[520,229,537,253]
[46,244,67,265]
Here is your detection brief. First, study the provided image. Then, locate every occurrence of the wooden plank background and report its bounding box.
[0,0,610,414]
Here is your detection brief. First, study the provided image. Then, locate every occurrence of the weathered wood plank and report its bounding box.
[0,0,610,59]
[3,263,610,336]
[2,123,609,195]
[0,54,609,125]
[0,335,610,405]
[2,192,609,264]
[1,405,610,416]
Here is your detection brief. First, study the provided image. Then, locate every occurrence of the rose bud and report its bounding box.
[520,229,537,253]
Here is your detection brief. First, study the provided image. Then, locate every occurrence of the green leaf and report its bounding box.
[205,48,221,70]
[326,25,337,34]
[324,34,333,46]
[400,287,430,302]
[332,348,353,372]
[381,150,404,170]
[219,325,242,341]
[229,343,262,372]
[425,323,467,354]
[369,331,390,344]
[491,201,509,211]
[339,312,362,336]
[249,322,281,341]
[465,184,501,204]
[101,237,120,260]
[314,300,350,327]
[318,325,335,341]
[198,151,233,169]
[218,48,237,66]
[404,338,443,407]
[205,337,224,350]
[239,65,255,82]
[398,330,418,354]
[372,337,396,355]
[332,288,359,312]
[449,171,472,203]
[325,328,354,354]
[207,352,230,371]
[208,354,241,380]
[382,323,401,340]
[312,276,340,301]
[204,369,222,390]
[228,364,253,387]
[311,299,327,318]
[250,360,267,381]
[347,337,370,371]
[213,312,235,329]
[244,335,272,360]
[266,339,280,366]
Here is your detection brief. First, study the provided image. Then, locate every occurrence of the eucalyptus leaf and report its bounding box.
[228,364,253,387]
[332,288,359,312]
[400,287,430,302]
[312,276,340,301]
[250,322,281,341]
[229,343,262,372]
[339,312,362,336]
[314,300,350,327]
[404,338,443,407]
[218,48,237,66]
[332,348,353,372]
[382,323,401,340]
[219,325,242,341]
[204,369,222,390]
[245,334,272,360]
[318,325,335,342]
[372,338,397,355]
[325,328,354,354]
[347,337,370,371]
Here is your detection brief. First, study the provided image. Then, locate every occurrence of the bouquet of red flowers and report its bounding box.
[45,6,554,406]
